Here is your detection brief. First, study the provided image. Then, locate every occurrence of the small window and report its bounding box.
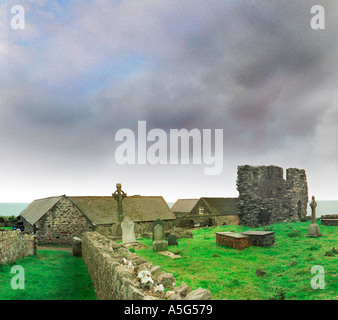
[199,207,204,215]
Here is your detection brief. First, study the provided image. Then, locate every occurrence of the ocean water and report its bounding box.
[306,201,338,218]
[0,201,336,217]
[0,203,29,217]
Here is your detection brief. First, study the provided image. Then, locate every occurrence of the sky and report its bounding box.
[0,0,337,203]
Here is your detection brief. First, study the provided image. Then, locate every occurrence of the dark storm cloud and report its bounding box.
[1,0,338,201]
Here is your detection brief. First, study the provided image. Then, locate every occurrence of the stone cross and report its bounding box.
[310,195,317,224]
[121,216,136,244]
[307,195,322,237]
[112,183,127,237]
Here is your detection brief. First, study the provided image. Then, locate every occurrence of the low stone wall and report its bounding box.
[81,231,211,300]
[321,219,338,226]
[0,230,36,265]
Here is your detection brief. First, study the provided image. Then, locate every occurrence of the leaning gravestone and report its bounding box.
[122,216,136,244]
[152,221,168,252]
[168,234,178,246]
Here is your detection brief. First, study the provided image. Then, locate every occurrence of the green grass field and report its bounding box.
[0,221,336,300]
[136,221,337,300]
[0,250,96,300]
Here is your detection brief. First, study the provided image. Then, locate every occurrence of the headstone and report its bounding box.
[152,218,164,241]
[168,234,178,246]
[152,223,168,252]
[307,196,322,237]
[122,216,136,244]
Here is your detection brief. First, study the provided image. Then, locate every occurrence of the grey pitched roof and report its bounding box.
[171,199,199,213]
[69,195,176,225]
[200,197,238,215]
[20,195,64,225]
[20,194,176,226]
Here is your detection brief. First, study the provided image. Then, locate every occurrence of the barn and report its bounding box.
[171,197,239,227]
[20,194,176,245]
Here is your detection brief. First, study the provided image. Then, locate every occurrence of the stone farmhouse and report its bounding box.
[171,197,239,227]
[20,195,175,245]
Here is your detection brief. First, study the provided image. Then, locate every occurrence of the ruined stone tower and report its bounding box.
[236,165,308,227]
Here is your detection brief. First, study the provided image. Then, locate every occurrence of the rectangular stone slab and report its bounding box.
[241,231,275,236]
[158,251,181,259]
[216,232,250,239]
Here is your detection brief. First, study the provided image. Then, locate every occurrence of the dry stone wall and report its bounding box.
[0,230,36,265]
[81,231,211,300]
[237,165,308,227]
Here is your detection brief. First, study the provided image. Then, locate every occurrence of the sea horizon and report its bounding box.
[0,200,337,218]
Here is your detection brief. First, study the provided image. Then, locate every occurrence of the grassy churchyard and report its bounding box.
[0,250,96,300]
[136,221,337,300]
[0,221,336,300]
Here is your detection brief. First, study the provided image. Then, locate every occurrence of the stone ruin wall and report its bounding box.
[237,165,308,227]
[81,231,211,300]
[0,230,36,265]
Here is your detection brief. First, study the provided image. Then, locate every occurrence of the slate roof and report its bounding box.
[171,197,238,216]
[171,199,199,213]
[20,195,64,225]
[70,195,175,225]
[20,195,175,226]
[200,197,238,215]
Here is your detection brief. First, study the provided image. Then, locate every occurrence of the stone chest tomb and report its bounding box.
[216,232,251,250]
[236,165,308,227]
[240,231,275,247]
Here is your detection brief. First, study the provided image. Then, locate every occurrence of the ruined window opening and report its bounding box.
[258,210,270,225]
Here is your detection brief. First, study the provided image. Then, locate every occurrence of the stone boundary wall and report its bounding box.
[0,230,36,265]
[81,231,211,300]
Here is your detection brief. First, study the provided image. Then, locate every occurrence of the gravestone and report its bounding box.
[122,216,136,244]
[152,218,164,241]
[152,223,168,252]
[168,234,178,246]
[307,196,322,237]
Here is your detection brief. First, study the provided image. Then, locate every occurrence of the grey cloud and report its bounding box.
[1,0,337,200]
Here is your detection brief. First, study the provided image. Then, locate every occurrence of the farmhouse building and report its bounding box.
[20,194,175,245]
[171,197,239,227]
